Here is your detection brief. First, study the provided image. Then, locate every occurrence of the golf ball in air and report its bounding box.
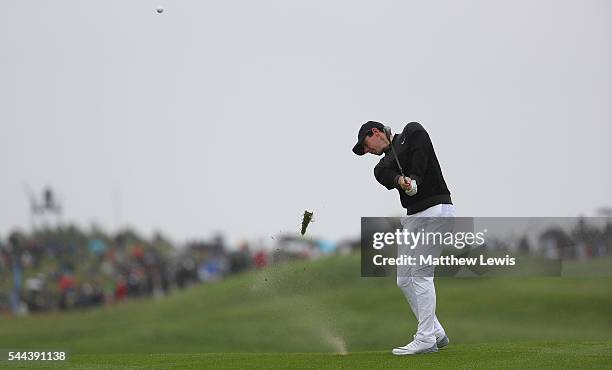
[156,6,164,13]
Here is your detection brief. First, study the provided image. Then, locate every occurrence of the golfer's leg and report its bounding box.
[425,210,454,340]
[397,276,418,319]
[411,276,437,345]
[397,242,418,320]
[398,275,445,338]
[433,315,446,338]
[411,215,452,344]
[397,217,420,322]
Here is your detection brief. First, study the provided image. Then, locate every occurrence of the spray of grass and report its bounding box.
[250,261,348,354]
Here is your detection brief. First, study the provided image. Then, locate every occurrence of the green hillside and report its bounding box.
[1,254,611,356]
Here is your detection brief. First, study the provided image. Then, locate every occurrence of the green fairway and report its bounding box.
[4,342,612,369]
[1,254,611,368]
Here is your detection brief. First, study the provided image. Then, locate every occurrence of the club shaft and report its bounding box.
[389,143,405,179]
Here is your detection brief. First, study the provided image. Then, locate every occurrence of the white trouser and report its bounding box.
[397,203,455,345]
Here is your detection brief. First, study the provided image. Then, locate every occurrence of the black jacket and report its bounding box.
[374,122,452,214]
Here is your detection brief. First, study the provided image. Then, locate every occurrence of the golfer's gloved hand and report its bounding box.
[398,176,418,196]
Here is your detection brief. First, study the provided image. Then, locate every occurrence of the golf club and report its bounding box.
[384,126,411,194]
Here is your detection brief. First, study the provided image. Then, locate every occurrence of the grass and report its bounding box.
[0,254,611,368]
[4,342,612,369]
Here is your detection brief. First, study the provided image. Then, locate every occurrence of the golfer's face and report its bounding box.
[363,131,387,155]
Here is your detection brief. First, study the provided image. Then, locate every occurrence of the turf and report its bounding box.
[0,254,611,368]
[4,342,612,369]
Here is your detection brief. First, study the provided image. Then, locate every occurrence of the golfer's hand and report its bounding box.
[398,176,412,192]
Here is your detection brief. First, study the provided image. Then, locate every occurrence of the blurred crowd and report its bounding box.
[4,217,608,316]
[0,226,356,316]
[536,218,612,259]
[480,218,612,258]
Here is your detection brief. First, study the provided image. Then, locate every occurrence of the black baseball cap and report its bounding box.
[352,121,385,156]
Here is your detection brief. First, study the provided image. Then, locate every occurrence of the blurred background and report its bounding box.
[1,204,612,316]
[1,0,611,354]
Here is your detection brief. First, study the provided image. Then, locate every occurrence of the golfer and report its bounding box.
[352,121,454,355]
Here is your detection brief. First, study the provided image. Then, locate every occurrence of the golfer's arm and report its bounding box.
[407,131,430,185]
[373,164,402,191]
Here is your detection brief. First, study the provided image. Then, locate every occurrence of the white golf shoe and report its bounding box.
[392,338,438,355]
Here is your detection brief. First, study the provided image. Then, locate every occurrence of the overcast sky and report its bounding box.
[1,0,611,246]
